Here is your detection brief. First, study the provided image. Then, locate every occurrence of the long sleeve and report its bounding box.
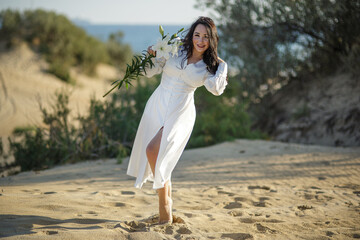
[144,57,166,78]
[204,61,228,96]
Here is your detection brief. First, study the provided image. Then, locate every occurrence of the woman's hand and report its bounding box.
[147,46,156,57]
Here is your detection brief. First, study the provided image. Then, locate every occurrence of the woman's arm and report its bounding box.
[203,61,228,96]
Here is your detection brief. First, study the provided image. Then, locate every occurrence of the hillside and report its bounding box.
[253,73,360,147]
[0,41,118,137]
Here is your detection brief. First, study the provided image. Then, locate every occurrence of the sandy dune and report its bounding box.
[0,42,117,137]
[1,139,359,239]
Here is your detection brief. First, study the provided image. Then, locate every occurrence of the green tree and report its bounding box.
[196,0,360,102]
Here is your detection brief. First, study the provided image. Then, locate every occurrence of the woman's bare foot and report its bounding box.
[159,197,173,224]
[158,181,173,224]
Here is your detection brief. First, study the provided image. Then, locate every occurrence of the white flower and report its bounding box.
[152,36,172,60]
[170,37,182,57]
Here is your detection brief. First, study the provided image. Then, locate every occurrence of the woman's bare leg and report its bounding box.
[146,127,172,223]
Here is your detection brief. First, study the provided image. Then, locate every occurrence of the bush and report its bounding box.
[188,82,265,148]
[9,128,51,171]
[6,76,157,171]
[106,32,133,70]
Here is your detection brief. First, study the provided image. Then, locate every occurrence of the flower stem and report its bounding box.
[103,53,155,98]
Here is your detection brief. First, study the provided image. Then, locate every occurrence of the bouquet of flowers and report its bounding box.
[103,26,184,97]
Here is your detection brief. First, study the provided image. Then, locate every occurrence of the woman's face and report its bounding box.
[192,24,210,56]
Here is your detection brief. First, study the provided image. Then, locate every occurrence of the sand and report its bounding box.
[1,139,360,239]
[0,42,117,138]
[0,41,118,171]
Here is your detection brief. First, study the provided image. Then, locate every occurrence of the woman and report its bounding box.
[127,16,228,224]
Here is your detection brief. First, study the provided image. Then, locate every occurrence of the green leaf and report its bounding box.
[118,81,123,90]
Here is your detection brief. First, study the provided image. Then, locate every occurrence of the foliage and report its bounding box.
[6,77,157,171]
[196,0,360,102]
[0,9,132,82]
[292,103,311,120]
[0,138,3,156]
[106,31,133,69]
[188,78,265,148]
[12,126,37,135]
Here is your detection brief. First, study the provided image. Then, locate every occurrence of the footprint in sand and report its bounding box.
[239,218,256,224]
[100,192,111,196]
[86,211,97,215]
[43,191,56,195]
[255,223,276,234]
[218,190,235,196]
[252,196,271,207]
[352,233,360,238]
[184,213,196,218]
[234,197,250,202]
[153,224,174,235]
[102,202,132,208]
[176,226,192,234]
[224,202,243,209]
[206,214,216,221]
[150,224,192,239]
[263,219,284,223]
[228,210,243,217]
[121,215,185,234]
[72,218,108,224]
[248,185,271,191]
[40,230,58,235]
[221,233,253,240]
[121,220,147,232]
[121,191,135,195]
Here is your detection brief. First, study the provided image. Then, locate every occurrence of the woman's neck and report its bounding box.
[191,50,203,61]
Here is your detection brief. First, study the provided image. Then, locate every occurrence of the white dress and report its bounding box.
[126,50,228,189]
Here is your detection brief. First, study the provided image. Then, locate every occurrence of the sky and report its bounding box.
[0,0,211,25]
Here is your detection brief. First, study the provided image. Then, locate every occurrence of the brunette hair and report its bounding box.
[181,16,219,75]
